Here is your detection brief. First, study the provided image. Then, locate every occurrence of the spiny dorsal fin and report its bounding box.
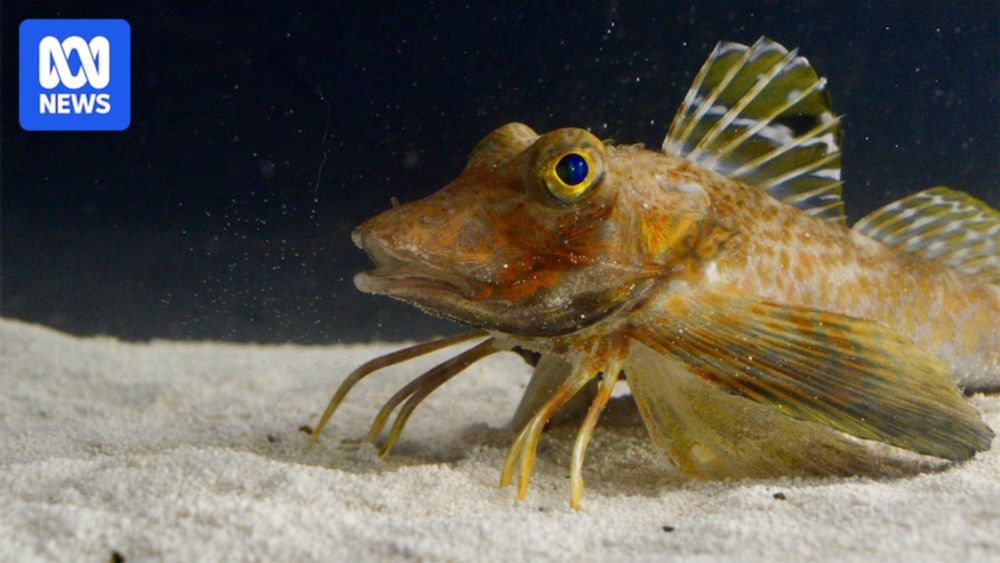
[853,187,1000,284]
[663,37,845,225]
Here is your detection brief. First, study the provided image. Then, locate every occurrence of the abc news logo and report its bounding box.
[19,19,130,131]
[38,35,113,115]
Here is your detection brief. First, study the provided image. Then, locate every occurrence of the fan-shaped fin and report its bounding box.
[634,290,993,461]
[626,342,908,479]
[853,187,1000,284]
[663,37,845,224]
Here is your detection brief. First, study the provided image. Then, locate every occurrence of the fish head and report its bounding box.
[353,123,709,336]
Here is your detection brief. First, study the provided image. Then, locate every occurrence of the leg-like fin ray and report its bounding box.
[569,362,622,509]
[500,363,598,499]
[367,339,498,456]
[307,330,488,451]
[510,354,599,430]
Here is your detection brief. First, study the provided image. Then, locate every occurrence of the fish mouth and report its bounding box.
[352,230,477,301]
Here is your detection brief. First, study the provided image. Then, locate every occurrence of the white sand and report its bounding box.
[1,318,998,562]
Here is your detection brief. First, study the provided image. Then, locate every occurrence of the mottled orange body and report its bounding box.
[644,150,1000,388]
[314,38,997,508]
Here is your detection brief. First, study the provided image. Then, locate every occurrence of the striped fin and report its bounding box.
[626,342,904,479]
[663,38,845,224]
[635,290,993,461]
[853,187,1000,284]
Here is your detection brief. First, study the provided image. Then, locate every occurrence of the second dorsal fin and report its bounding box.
[853,187,1000,284]
[663,37,845,225]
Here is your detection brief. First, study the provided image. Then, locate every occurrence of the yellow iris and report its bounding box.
[544,150,598,202]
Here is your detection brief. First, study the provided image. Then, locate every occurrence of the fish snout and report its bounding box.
[352,199,444,266]
[351,203,483,302]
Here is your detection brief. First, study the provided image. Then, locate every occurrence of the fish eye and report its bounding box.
[543,150,599,202]
[555,153,589,186]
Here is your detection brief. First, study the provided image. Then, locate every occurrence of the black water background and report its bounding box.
[2,2,997,343]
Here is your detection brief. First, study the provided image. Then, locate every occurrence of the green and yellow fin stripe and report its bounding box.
[636,290,993,461]
[853,187,1000,285]
[626,342,902,479]
[663,37,845,225]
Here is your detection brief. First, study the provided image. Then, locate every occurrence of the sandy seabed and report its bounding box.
[1,318,998,562]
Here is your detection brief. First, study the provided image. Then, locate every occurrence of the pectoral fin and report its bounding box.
[626,342,902,479]
[633,291,993,461]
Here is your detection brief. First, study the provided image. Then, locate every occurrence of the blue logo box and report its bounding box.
[19,19,131,131]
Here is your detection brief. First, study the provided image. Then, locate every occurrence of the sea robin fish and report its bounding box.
[309,38,998,509]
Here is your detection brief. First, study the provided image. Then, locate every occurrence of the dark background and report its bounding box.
[2,1,997,343]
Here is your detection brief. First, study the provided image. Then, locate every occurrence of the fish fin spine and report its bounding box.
[853,186,1000,285]
[663,37,845,225]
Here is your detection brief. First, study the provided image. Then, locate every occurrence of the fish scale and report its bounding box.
[309,37,999,510]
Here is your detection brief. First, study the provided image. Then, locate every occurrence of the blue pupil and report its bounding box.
[555,153,588,186]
